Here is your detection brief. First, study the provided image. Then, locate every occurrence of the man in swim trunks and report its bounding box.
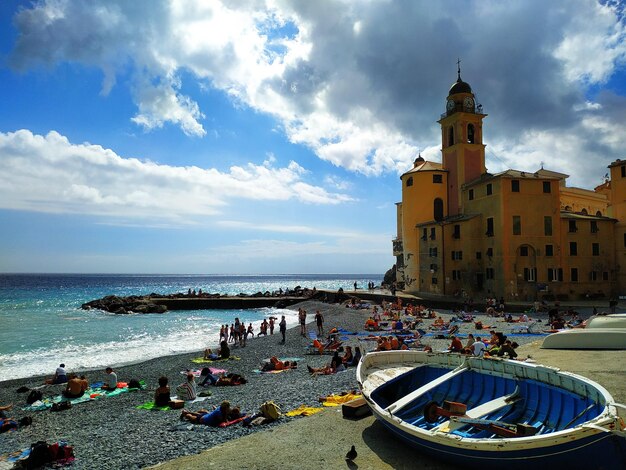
[63,374,88,398]
[315,310,324,336]
[181,401,231,426]
[299,308,307,336]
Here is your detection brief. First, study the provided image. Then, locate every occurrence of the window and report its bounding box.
[486,268,495,279]
[603,271,609,281]
[544,216,552,236]
[430,227,436,240]
[571,268,578,282]
[513,216,521,235]
[486,248,493,257]
[467,124,475,144]
[429,264,438,272]
[476,251,482,260]
[434,198,444,221]
[543,181,551,193]
[524,267,537,282]
[451,251,463,260]
[422,228,427,240]
[452,270,462,280]
[469,189,474,200]
[519,246,529,256]
[592,243,600,256]
[548,268,563,282]
[486,183,493,196]
[511,180,520,192]
[590,271,598,281]
[448,127,454,146]
[429,247,438,257]
[570,242,577,256]
[569,220,577,233]
[486,217,494,237]
[433,174,443,184]
[596,211,602,217]
[622,166,626,178]
[406,177,413,187]
[545,244,554,256]
[624,233,626,248]
[591,221,599,233]
[432,277,438,285]
[453,224,460,239]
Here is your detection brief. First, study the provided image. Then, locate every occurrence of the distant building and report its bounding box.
[394,69,626,302]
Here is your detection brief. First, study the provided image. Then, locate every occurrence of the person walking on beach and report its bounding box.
[269,317,275,335]
[315,310,324,336]
[279,315,287,344]
[298,308,307,336]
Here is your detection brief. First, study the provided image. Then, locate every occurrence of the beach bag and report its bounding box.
[259,401,281,421]
[51,401,71,412]
[26,441,52,469]
[26,390,42,405]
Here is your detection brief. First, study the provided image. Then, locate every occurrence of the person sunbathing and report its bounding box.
[176,373,197,401]
[261,356,297,372]
[449,336,463,353]
[307,351,345,375]
[181,401,232,426]
[154,376,171,406]
[432,317,445,328]
[45,363,68,385]
[204,340,230,360]
[63,374,88,399]
[365,317,379,330]
[341,346,353,365]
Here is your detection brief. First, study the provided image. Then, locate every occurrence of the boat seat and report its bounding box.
[385,363,469,415]
[433,387,520,433]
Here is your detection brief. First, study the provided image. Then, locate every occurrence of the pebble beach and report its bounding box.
[0,298,607,469]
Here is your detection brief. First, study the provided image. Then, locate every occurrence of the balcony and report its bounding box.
[440,103,484,120]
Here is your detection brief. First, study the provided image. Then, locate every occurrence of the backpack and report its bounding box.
[259,401,281,421]
[26,390,42,405]
[128,379,141,390]
[26,441,52,470]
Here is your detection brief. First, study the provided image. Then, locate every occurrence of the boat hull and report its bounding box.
[357,351,626,470]
[587,314,626,329]
[541,328,626,350]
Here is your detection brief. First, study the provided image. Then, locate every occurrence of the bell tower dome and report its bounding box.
[438,61,487,215]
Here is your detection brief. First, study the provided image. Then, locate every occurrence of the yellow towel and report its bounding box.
[285,405,324,417]
[321,392,362,407]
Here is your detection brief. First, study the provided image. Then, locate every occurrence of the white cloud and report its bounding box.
[7,0,626,186]
[0,129,353,221]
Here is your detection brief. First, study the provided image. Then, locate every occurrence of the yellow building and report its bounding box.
[394,70,626,302]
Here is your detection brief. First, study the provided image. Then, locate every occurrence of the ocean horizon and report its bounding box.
[0,273,382,381]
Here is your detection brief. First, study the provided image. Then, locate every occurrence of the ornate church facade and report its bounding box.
[394,70,626,302]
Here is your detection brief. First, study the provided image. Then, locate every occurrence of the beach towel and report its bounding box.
[136,402,171,411]
[218,416,248,428]
[22,380,145,411]
[191,356,241,364]
[285,405,324,417]
[320,392,362,407]
[181,367,227,376]
[262,357,303,363]
[252,368,291,374]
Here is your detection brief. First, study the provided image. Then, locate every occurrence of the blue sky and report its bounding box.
[1,0,625,274]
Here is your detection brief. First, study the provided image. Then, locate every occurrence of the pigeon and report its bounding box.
[345,445,357,461]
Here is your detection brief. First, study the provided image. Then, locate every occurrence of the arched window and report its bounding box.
[467,124,475,144]
[434,198,444,221]
[448,126,454,146]
[406,177,413,187]
[580,208,588,215]
[596,210,602,217]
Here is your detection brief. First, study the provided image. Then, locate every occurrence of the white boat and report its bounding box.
[357,350,626,469]
[587,313,626,329]
[541,328,626,350]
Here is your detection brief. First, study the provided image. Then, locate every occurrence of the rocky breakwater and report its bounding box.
[81,294,168,314]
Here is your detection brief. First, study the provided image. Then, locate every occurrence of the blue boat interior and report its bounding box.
[370,365,605,439]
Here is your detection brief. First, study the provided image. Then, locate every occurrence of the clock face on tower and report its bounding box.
[464,97,474,110]
[446,99,455,111]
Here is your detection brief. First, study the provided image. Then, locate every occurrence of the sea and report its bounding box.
[0,273,381,381]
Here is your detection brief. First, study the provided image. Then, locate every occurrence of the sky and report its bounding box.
[1,0,625,275]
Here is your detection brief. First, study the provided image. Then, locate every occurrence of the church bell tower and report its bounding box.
[438,62,487,215]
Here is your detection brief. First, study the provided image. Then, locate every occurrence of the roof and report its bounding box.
[449,78,472,95]
[402,160,445,177]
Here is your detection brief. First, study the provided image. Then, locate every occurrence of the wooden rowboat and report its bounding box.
[357,351,626,469]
